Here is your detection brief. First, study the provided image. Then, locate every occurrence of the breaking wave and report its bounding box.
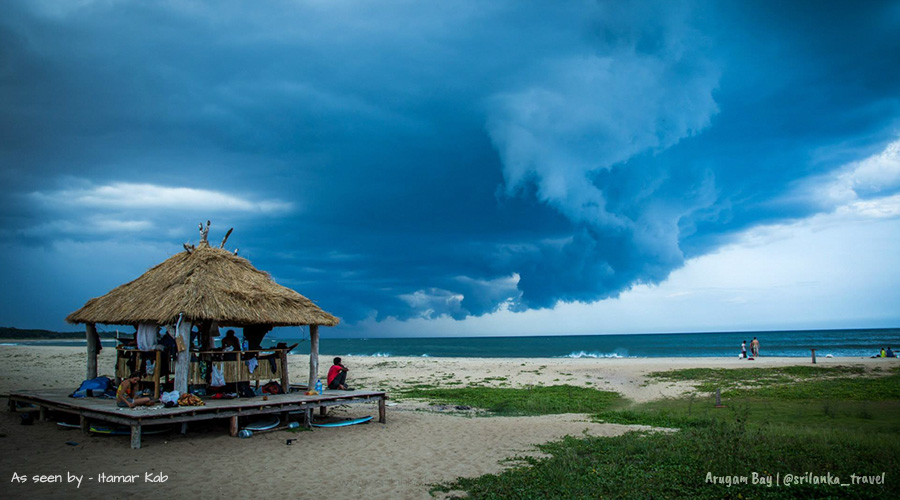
[561,350,632,359]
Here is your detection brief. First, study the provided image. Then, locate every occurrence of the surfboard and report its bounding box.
[57,422,169,435]
[243,415,280,431]
[311,415,373,428]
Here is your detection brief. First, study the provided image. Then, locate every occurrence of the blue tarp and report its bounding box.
[70,377,114,398]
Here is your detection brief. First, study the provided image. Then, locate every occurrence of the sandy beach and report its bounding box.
[0,344,892,499]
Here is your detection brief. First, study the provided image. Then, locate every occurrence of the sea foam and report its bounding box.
[562,350,631,359]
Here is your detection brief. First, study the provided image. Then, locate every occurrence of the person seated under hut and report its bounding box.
[116,372,157,408]
[327,357,353,390]
[221,329,240,350]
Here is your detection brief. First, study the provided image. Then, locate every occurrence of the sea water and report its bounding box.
[276,328,898,359]
[8,328,897,359]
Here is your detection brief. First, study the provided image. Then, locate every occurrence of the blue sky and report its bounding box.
[1,0,898,337]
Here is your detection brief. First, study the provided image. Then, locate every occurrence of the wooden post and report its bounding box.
[86,323,99,380]
[811,349,817,364]
[153,351,161,399]
[175,319,192,395]
[230,416,239,437]
[280,349,290,390]
[378,397,386,423]
[304,408,313,428]
[80,415,89,435]
[130,424,141,450]
[308,324,319,391]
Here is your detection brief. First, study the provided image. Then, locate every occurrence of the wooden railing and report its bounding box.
[115,347,291,396]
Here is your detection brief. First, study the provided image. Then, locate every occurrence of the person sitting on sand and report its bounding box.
[881,347,887,358]
[116,372,157,408]
[327,357,353,390]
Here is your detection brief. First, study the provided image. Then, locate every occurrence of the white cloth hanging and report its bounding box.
[210,365,226,387]
[137,323,157,350]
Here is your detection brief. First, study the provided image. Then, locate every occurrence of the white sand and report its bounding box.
[0,344,892,499]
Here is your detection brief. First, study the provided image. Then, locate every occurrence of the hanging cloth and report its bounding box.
[137,323,157,350]
[210,365,226,387]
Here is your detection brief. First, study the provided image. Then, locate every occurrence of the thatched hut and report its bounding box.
[66,222,338,395]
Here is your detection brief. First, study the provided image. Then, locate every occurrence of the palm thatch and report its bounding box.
[66,238,339,328]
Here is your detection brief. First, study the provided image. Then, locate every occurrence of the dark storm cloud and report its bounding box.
[1,0,898,330]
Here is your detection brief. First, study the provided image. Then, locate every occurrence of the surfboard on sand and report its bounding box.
[243,415,280,431]
[311,415,373,428]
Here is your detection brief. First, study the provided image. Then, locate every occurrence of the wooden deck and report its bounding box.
[8,387,387,449]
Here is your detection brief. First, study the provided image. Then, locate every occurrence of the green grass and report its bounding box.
[433,419,898,499]
[431,367,900,499]
[401,385,623,416]
[648,365,868,392]
[726,372,900,400]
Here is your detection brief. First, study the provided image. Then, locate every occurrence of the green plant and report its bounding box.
[401,385,623,416]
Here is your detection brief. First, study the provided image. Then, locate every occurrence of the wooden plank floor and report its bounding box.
[9,387,387,449]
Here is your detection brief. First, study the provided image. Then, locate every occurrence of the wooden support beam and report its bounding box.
[85,323,99,380]
[175,319,192,395]
[131,424,141,450]
[153,351,161,400]
[378,397,386,423]
[80,415,89,434]
[229,416,238,437]
[279,349,290,390]
[308,325,319,393]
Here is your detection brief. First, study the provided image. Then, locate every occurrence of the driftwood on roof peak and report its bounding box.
[220,227,233,248]
[199,220,211,245]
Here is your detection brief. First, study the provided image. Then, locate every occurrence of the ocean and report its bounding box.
[5,328,897,359]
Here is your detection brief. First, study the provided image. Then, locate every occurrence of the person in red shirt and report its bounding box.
[327,357,352,390]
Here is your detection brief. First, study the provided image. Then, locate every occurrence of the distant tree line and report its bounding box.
[0,326,117,339]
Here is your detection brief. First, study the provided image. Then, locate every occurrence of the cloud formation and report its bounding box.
[1,1,898,331]
[32,182,292,213]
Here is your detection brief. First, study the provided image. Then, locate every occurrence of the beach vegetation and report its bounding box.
[647,365,869,392]
[432,416,897,499]
[401,385,622,416]
[433,367,900,499]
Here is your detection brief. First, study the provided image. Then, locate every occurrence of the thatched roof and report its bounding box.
[66,236,339,328]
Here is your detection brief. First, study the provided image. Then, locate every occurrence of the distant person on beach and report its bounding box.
[116,372,156,408]
[327,357,352,390]
[887,347,895,358]
[750,337,760,358]
[881,347,887,358]
[741,341,747,359]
